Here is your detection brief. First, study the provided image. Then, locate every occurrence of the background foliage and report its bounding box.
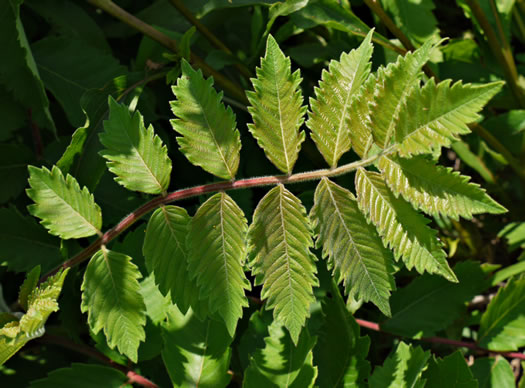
[2,0,525,386]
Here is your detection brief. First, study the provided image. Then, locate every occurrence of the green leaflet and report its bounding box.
[29,363,127,387]
[355,169,457,282]
[370,39,434,149]
[99,96,171,195]
[381,261,488,338]
[379,155,506,220]
[314,282,370,388]
[170,60,241,180]
[143,205,205,316]
[471,357,515,388]
[0,143,33,204]
[161,305,232,388]
[311,178,394,315]
[396,79,503,157]
[368,341,430,388]
[243,316,318,387]
[478,276,525,351]
[348,73,377,158]
[247,35,306,174]
[0,268,69,366]
[187,192,250,337]
[80,248,146,362]
[307,29,374,167]
[27,165,102,239]
[422,352,477,388]
[248,184,318,344]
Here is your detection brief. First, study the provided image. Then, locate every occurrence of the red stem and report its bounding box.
[38,334,158,387]
[355,318,525,360]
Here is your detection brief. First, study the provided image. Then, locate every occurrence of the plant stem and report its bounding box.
[38,334,159,387]
[86,0,248,104]
[470,123,525,181]
[41,150,393,281]
[362,0,437,80]
[355,318,525,360]
[464,0,525,108]
[169,0,252,80]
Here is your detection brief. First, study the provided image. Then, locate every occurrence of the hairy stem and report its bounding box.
[169,0,252,80]
[86,0,248,104]
[464,0,525,108]
[38,334,159,387]
[42,150,392,281]
[355,318,525,360]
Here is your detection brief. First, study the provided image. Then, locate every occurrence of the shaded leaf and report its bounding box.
[170,60,241,180]
[161,305,232,388]
[243,316,317,388]
[368,341,430,388]
[248,184,318,343]
[382,261,488,338]
[29,363,126,388]
[0,143,34,204]
[423,352,477,388]
[478,276,525,351]
[143,205,204,315]
[247,35,306,174]
[80,248,146,362]
[471,357,515,388]
[27,165,102,239]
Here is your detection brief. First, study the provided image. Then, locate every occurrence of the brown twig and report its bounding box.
[38,334,158,387]
[168,0,252,80]
[355,318,525,360]
[86,0,248,104]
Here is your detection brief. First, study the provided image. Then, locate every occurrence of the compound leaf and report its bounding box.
[379,155,506,220]
[247,35,306,174]
[370,39,434,148]
[307,30,374,167]
[396,79,503,156]
[355,169,456,282]
[423,352,477,388]
[99,96,171,194]
[478,276,525,351]
[170,60,241,180]
[311,178,394,315]
[143,205,204,316]
[27,165,102,239]
[187,193,250,336]
[81,248,146,362]
[248,184,317,344]
[348,73,377,158]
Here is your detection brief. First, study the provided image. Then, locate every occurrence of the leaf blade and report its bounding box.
[80,248,146,362]
[355,169,456,282]
[311,178,394,315]
[187,193,250,336]
[26,165,102,239]
[247,35,306,174]
[379,155,506,220]
[99,97,172,194]
[248,184,318,343]
[170,60,241,180]
[307,30,374,167]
